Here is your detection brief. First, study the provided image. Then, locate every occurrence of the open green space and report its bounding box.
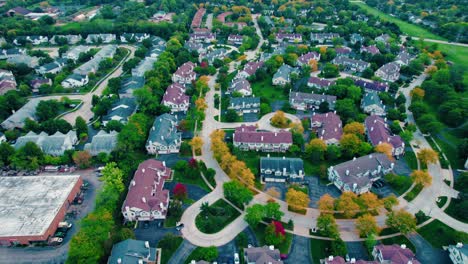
[384,173,413,196]
[251,78,288,102]
[195,199,241,234]
[445,199,468,224]
[418,219,468,248]
[352,2,445,41]
[253,223,293,254]
[310,238,333,264]
[173,161,211,192]
[437,196,448,208]
[404,150,418,170]
[157,234,183,264]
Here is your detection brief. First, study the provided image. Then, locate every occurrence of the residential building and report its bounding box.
[372,244,420,264]
[50,35,82,45]
[445,243,468,264]
[395,50,412,66]
[146,114,182,154]
[332,57,370,72]
[360,45,380,55]
[122,159,171,221]
[7,55,39,68]
[35,58,67,75]
[260,156,304,183]
[365,115,405,157]
[228,78,252,96]
[275,33,302,43]
[184,40,205,54]
[84,130,118,156]
[320,256,378,264]
[310,33,340,43]
[361,91,386,116]
[120,76,145,98]
[172,61,196,84]
[335,47,352,57]
[0,69,17,95]
[191,8,206,28]
[237,61,264,79]
[244,246,283,264]
[204,48,228,63]
[1,99,40,129]
[0,175,82,246]
[73,45,117,75]
[311,112,343,145]
[297,52,320,67]
[161,83,190,113]
[108,239,160,264]
[30,78,52,92]
[120,33,151,43]
[189,32,216,44]
[0,48,26,60]
[233,125,292,152]
[375,62,400,82]
[61,73,89,88]
[375,34,391,43]
[307,77,336,90]
[354,79,389,93]
[103,98,137,125]
[228,34,244,45]
[15,131,78,156]
[228,97,260,115]
[328,153,394,194]
[6,6,31,17]
[150,44,165,58]
[272,64,299,86]
[289,91,337,111]
[14,35,48,46]
[350,33,363,44]
[132,57,157,77]
[62,45,91,61]
[0,132,6,143]
[85,33,116,44]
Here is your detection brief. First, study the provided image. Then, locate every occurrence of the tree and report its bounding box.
[265,221,286,246]
[75,116,88,141]
[73,151,92,169]
[286,188,310,211]
[385,209,416,235]
[266,187,281,198]
[190,136,204,155]
[339,134,362,158]
[322,63,339,78]
[417,148,439,165]
[245,204,265,227]
[343,122,365,135]
[264,201,284,220]
[223,181,253,208]
[306,138,327,161]
[318,194,335,213]
[225,109,238,122]
[11,142,44,170]
[0,142,14,166]
[410,170,432,186]
[36,100,61,121]
[410,87,425,100]
[195,98,207,112]
[190,246,219,262]
[400,130,413,142]
[335,192,360,218]
[365,233,378,253]
[383,195,399,211]
[173,183,187,200]
[270,111,289,128]
[317,213,339,238]
[356,214,379,237]
[289,122,304,134]
[375,142,394,160]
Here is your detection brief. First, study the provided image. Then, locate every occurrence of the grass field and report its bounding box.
[310,238,333,263]
[195,199,241,234]
[418,219,468,248]
[352,2,445,41]
[251,79,289,102]
[403,150,418,170]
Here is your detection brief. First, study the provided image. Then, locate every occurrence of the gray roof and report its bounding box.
[108,239,157,264]
[361,91,384,108]
[120,76,145,96]
[146,113,181,148]
[132,57,157,77]
[84,130,118,156]
[103,98,137,122]
[230,97,260,106]
[244,246,283,264]
[260,157,304,175]
[1,99,40,129]
[7,55,39,67]
[273,64,298,81]
[14,131,77,156]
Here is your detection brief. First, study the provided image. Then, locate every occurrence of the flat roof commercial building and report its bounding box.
[0,175,82,245]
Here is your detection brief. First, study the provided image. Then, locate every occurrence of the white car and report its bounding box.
[234,253,240,264]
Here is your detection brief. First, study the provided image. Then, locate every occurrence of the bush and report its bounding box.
[188,246,219,263]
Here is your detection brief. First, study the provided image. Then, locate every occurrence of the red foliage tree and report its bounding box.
[173,183,188,200]
[188,158,198,168]
[200,61,208,68]
[273,221,286,236]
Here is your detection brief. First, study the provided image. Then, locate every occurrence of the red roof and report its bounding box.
[311,112,343,142]
[298,52,320,65]
[162,83,189,105]
[123,159,171,215]
[242,61,264,76]
[234,125,292,144]
[375,244,421,264]
[174,61,196,80]
[365,115,403,151]
[191,8,206,28]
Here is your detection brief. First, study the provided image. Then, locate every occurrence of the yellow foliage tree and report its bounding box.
[410,170,432,186]
[289,121,304,134]
[375,142,394,160]
[199,75,210,85]
[195,98,207,112]
[286,188,310,211]
[417,148,439,165]
[343,122,365,135]
[410,87,425,100]
[319,46,327,55]
[189,136,204,155]
[270,111,289,128]
[309,59,318,72]
[318,194,335,213]
[359,192,382,212]
[356,214,379,237]
[336,191,360,218]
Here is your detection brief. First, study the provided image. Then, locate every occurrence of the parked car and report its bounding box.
[234,253,240,264]
[81,181,90,190]
[48,237,63,246]
[58,221,72,229]
[176,223,184,231]
[54,231,66,238]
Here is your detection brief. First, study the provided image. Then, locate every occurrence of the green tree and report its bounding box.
[245,204,265,227]
[265,222,286,246]
[36,100,61,121]
[264,201,284,220]
[11,142,44,170]
[75,116,88,140]
[317,213,339,238]
[0,142,14,166]
[223,181,253,208]
[385,209,417,235]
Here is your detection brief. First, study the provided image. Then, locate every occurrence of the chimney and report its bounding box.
[346,170,349,175]
[283,156,285,159]
[117,258,122,264]
[138,260,143,264]
[391,162,394,169]
[145,241,150,248]
[371,127,374,132]
[269,245,275,250]
[267,154,270,158]
[261,136,264,141]
[353,157,356,161]
[328,256,334,261]
[142,168,145,173]
[283,167,286,175]
[350,258,356,263]
[369,154,373,159]
[401,244,407,249]
[275,132,277,136]
[142,197,146,203]
[456,242,463,248]
[377,165,381,173]
[131,180,136,186]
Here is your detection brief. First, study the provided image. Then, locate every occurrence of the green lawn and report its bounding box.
[173,169,211,192]
[195,199,241,234]
[157,235,183,264]
[385,174,413,196]
[380,236,416,253]
[404,184,423,202]
[251,78,289,102]
[310,238,333,264]
[436,196,448,208]
[352,2,445,41]
[252,223,293,254]
[404,150,418,170]
[418,219,468,248]
[445,199,468,223]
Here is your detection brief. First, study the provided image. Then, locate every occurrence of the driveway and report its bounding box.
[216,239,237,264]
[165,183,209,202]
[285,235,311,264]
[346,241,370,261]
[306,177,340,208]
[168,240,196,264]
[407,233,450,264]
[134,220,178,247]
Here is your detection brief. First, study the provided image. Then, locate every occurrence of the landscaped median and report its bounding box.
[195,199,241,234]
